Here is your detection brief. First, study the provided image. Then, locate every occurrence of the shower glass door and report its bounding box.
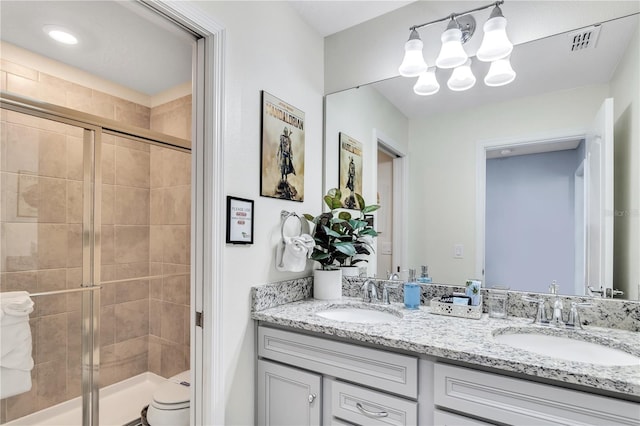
[0,106,99,425]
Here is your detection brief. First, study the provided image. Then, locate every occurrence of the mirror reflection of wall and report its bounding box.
[324,12,639,300]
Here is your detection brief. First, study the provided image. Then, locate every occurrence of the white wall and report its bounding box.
[324,85,408,276]
[192,2,324,424]
[408,84,610,286]
[610,21,640,300]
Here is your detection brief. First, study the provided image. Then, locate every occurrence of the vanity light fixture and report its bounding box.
[399,1,515,96]
[43,25,78,45]
[447,59,476,91]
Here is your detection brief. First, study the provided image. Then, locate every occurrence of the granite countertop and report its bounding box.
[252,297,640,397]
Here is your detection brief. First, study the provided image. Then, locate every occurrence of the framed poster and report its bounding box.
[260,91,305,201]
[226,196,254,244]
[338,132,363,209]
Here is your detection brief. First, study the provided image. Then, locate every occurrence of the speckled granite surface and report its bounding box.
[252,297,640,397]
[251,277,640,398]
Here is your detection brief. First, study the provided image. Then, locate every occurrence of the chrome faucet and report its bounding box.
[566,302,591,329]
[548,281,564,327]
[388,272,400,281]
[382,282,399,304]
[361,279,378,303]
[522,296,548,325]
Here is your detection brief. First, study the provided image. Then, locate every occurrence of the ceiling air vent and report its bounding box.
[568,25,601,51]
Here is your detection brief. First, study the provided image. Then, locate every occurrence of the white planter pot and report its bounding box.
[341,266,360,277]
[313,268,342,300]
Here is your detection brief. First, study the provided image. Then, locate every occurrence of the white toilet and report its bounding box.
[145,370,191,426]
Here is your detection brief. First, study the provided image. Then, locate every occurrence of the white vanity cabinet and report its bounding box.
[257,359,321,425]
[257,326,419,425]
[433,363,640,426]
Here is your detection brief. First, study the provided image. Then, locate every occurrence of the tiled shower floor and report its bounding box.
[5,373,165,426]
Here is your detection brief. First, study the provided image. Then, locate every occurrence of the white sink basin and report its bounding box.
[493,332,640,366]
[315,307,401,324]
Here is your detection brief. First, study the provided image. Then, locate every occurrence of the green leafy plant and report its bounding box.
[304,188,380,270]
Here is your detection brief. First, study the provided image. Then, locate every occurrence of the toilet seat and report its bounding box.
[146,371,191,426]
[151,371,190,406]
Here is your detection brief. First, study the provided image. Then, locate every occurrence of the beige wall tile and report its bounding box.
[38,73,69,107]
[1,59,39,80]
[115,279,149,303]
[66,180,83,224]
[0,271,37,293]
[101,305,115,347]
[66,135,84,181]
[162,225,188,265]
[3,123,38,174]
[163,185,190,225]
[114,336,148,379]
[36,314,67,364]
[148,336,162,376]
[162,274,187,305]
[35,269,67,317]
[150,189,163,225]
[90,91,115,120]
[66,84,93,114]
[2,222,38,272]
[115,146,150,188]
[149,299,162,337]
[149,225,163,262]
[162,149,190,187]
[114,225,149,264]
[65,267,82,312]
[101,225,115,265]
[100,280,116,306]
[66,311,82,372]
[149,277,162,300]
[149,262,162,276]
[160,302,183,344]
[114,98,150,129]
[115,299,149,342]
[66,224,82,268]
[160,340,187,378]
[149,146,163,189]
[115,136,149,153]
[115,186,149,225]
[6,73,39,99]
[101,184,114,225]
[101,143,115,185]
[37,358,68,410]
[100,344,117,387]
[38,129,67,179]
[38,177,66,223]
[115,262,149,281]
[1,172,38,222]
[37,223,68,269]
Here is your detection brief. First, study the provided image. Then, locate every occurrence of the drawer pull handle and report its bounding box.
[356,402,389,418]
[308,393,316,403]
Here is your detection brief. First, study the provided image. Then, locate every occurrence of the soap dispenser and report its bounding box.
[417,265,432,283]
[404,269,420,310]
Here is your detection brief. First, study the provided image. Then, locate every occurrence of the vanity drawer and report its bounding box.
[434,363,640,425]
[329,379,418,426]
[258,326,418,398]
[434,409,494,426]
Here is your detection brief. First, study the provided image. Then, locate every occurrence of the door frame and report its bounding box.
[137,2,226,424]
[475,130,586,282]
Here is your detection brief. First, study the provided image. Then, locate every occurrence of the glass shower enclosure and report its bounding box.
[1,93,191,425]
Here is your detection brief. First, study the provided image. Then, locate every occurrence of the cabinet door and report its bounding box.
[257,359,321,426]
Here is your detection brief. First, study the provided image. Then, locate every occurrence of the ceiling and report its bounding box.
[0,1,638,119]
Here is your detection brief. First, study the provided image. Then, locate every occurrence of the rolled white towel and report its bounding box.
[0,367,32,399]
[0,291,34,317]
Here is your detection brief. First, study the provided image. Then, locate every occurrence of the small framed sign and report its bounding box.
[226,196,254,244]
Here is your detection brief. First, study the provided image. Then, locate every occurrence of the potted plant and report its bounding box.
[304,188,379,299]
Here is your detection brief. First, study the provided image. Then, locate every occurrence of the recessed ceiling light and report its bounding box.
[500,149,513,155]
[43,25,78,45]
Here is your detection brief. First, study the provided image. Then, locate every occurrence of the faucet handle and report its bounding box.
[522,296,548,324]
[566,302,591,329]
[382,282,399,304]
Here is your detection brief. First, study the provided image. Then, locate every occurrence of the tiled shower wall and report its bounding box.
[0,58,191,422]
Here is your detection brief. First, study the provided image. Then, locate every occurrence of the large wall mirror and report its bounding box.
[324,10,639,300]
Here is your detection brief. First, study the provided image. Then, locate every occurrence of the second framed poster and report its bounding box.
[338,132,363,209]
[260,91,305,202]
